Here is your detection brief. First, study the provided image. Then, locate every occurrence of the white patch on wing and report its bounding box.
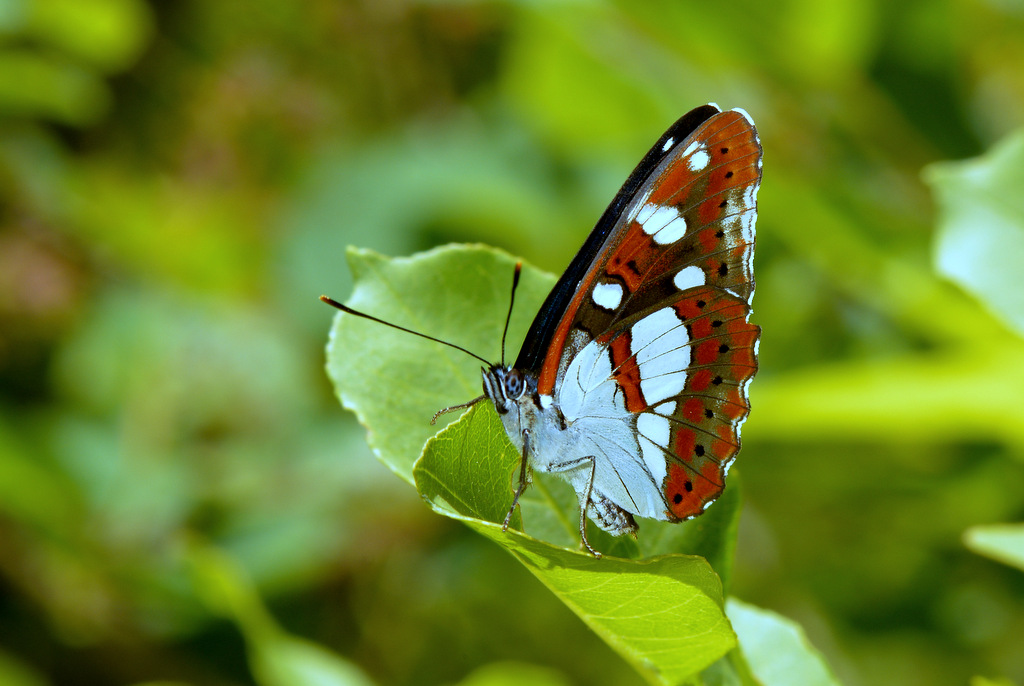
[661,136,675,152]
[673,265,705,291]
[591,282,623,310]
[738,209,756,243]
[631,308,689,404]
[635,202,657,226]
[539,394,553,409]
[745,184,757,208]
[689,149,710,172]
[639,204,677,235]
[654,213,687,245]
[636,413,669,485]
[638,203,687,245]
[655,401,676,417]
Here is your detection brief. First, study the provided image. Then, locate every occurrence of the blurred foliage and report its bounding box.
[727,599,839,686]
[0,0,1023,685]
[926,129,1024,335]
[965,524,1024,573]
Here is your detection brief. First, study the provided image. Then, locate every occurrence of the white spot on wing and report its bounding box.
[655,214,687,244]
[640,205,677,234]
[673,265,705,291]
[635,202,657,226]
[592,282,623,310]
[539,394,553,409]
[689,149,710,171]
[661,136,675,152]
[638,203,687,245]
[655,401,676,417]
[636,413,669,485]
[631,308,689,404]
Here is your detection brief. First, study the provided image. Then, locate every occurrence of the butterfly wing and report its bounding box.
[591,284,759,520]
[521,105,762,522]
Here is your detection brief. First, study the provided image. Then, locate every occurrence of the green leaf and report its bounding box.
[413,402,523,528]
[726,599,841,686]
[469,524,736,685]
[324,245,555,484]
[964,523,1024,572]
[925,127,1024,336]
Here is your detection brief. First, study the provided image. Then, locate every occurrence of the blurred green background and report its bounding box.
[2,0,1024,685]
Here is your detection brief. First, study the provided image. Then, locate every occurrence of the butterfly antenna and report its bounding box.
[500,262,523,366]
[319,295,491,366]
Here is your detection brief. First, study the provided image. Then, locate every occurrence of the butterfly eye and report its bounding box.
[504,371,525,398]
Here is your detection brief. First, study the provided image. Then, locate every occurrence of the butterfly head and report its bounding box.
[482,365,529,415]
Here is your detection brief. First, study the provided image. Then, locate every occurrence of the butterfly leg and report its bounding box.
[502,429,531,532]
[546,455,602,556]
[574,456,601,557]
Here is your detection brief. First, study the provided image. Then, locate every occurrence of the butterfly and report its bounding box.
[323,104,761,556]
